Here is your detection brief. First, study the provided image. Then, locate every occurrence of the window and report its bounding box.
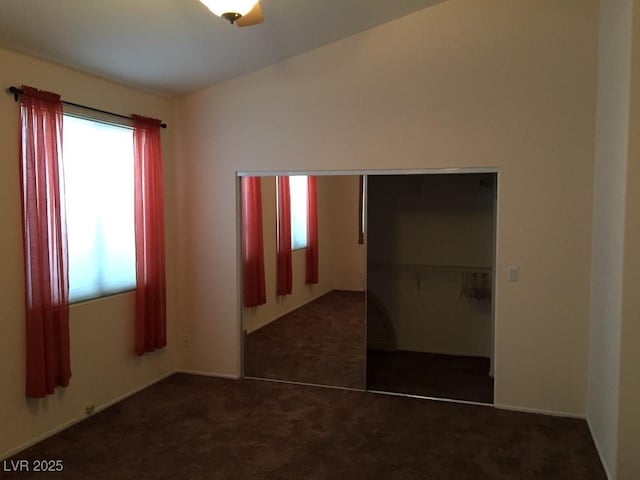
[288,175,308,250]
[63,114,136,302]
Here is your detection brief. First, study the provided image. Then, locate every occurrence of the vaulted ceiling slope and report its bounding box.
[0,0,446,97]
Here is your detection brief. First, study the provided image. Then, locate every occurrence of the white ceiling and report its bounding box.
[0,0,445,97]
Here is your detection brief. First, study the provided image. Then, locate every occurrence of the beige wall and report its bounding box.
[588,3,640,478]
[367,174,494,357]
[587,0,632,477]
[617,2,640,478]
[0,47,178,458]
[588,2,640,478]
[326,176,366,291]
[175,0,598,416]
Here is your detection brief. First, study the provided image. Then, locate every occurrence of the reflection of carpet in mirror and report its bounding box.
[367,351,494,404]
[244,290,366,389]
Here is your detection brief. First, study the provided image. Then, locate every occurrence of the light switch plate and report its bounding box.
[508,266,520,282]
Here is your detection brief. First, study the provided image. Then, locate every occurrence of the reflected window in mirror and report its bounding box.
[278,175,308,250]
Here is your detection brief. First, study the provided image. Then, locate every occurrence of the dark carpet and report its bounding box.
[367,350,495,404]
[5,374,605,480]
[244,290,366,389]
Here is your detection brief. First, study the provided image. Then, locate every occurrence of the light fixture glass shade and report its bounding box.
[199,0,258,17]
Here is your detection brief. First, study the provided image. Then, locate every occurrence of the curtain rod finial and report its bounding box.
[7,86,21,102]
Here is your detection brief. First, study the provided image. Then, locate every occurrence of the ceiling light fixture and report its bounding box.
[199,0,259,24]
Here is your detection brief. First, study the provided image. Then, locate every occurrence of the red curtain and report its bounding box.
[306,176,319,284]
[242,177,266,306]
[276,176,292,295]
[133,115,167,356]
[19,85,71,398]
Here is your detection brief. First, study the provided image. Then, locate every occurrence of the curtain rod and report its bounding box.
[6,86,167,129]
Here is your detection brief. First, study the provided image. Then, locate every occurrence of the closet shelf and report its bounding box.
[368,263,493,294]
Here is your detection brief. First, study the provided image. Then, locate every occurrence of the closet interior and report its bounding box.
[366,173,496,404]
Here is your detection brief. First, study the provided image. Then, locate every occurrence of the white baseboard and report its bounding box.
[176,369,240,380]
[586,417,614,480]
[494,403,586,419]
[1,370,176,461]
[398,347,491,359]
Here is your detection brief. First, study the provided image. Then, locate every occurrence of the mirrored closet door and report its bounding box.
[241,174,367,389]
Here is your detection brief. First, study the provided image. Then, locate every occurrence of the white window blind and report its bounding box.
[63,115,136,302]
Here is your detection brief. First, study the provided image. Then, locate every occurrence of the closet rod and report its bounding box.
[369,263,492,272]
[6,86,168,129]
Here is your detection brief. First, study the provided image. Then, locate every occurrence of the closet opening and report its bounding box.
[237,168,498,407]
[366,172,497,405]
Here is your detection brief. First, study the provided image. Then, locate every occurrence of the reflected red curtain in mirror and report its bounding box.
[242,177,266,306]
[19,85,71,398]
[133,114,167,356]
[306,176,318,284]
[276,176,292,295]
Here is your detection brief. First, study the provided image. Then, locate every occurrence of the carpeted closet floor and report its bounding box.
[367,350,494,404]
[6,374,606,480]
